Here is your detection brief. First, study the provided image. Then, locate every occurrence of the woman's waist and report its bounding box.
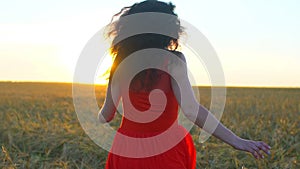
[119,117,179,135]
[112,123,190,158]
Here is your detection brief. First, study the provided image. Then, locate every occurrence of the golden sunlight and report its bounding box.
[95,54,114,85]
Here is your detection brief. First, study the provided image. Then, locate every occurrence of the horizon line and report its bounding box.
[1,80,299,89]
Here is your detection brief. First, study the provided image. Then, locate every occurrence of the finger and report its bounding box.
[251,145,264,159]
[247,148,259,159]
[260,141,271,149]
[257,142,271,155]
[251,150,259,159]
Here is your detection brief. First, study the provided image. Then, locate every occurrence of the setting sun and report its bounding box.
[95,53,114,85]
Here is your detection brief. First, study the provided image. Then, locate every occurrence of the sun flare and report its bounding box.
[95,54,114,85]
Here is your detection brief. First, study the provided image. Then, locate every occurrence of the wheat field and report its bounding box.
[0,82,299,169]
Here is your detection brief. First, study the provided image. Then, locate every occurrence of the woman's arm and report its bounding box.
[98,80,121,123]
[171,52,271,159]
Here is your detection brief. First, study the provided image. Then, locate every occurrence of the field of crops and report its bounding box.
[0,82,299,168]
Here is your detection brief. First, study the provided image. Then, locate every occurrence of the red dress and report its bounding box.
[105,71,196,169]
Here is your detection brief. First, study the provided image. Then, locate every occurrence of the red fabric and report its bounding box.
[105,71,196,169]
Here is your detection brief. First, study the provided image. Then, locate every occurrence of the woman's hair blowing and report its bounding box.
[105,0,183,90]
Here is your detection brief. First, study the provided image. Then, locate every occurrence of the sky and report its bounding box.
[0,0,299,87]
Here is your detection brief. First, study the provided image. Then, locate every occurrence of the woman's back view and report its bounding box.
[101,1,197,167]
[99,1,271,168]
[106,66,196,169]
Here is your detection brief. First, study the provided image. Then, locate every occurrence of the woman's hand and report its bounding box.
[233,137,271,159]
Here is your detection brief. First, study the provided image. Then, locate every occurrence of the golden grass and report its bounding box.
[0,82,299,168]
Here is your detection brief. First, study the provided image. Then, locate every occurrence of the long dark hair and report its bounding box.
[105,0,184,91]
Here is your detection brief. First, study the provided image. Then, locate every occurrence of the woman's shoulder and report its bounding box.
[170,51,186,63]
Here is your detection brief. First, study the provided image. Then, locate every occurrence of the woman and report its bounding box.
[98,1,271,168]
